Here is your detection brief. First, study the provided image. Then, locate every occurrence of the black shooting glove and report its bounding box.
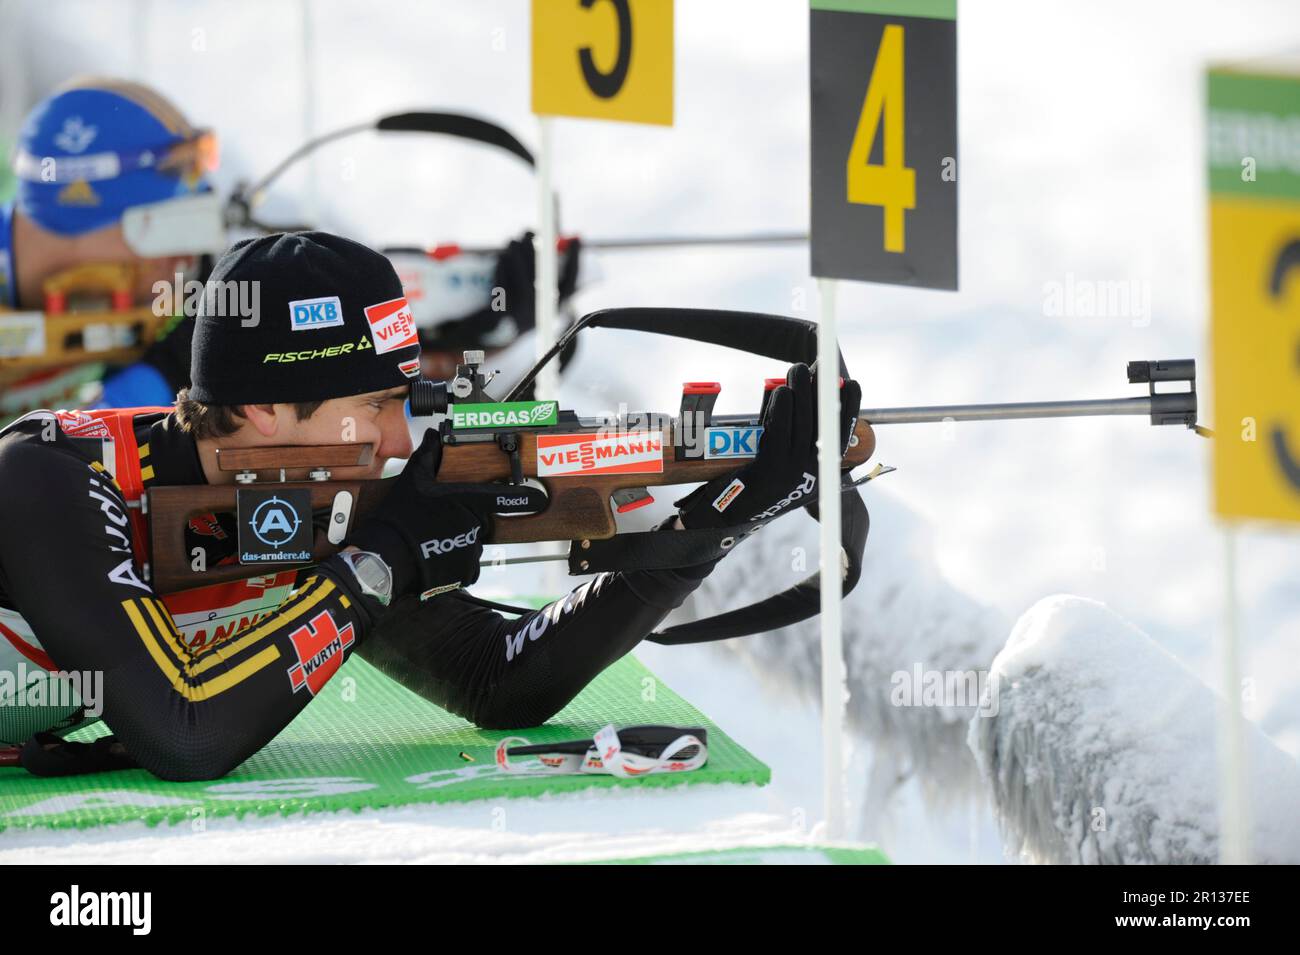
[347,428,544,598]
[674,362,862,531]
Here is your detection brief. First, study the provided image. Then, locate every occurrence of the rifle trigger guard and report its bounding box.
[496,431,525,485]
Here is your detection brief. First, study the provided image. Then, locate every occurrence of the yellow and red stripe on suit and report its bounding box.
[0,406,381,777]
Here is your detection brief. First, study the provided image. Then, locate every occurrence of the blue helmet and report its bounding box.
[11,77,216,237]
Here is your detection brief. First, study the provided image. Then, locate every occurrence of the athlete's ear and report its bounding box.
[239,403,281,439]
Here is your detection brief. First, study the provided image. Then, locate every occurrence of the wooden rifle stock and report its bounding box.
[147,419,876,594]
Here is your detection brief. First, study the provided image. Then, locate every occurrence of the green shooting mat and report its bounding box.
[0,653,769,832]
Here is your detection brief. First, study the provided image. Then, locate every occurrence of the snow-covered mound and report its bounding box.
[969,594,1300,864]
[673,486,1009,824]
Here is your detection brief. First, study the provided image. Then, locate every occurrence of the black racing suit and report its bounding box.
[0,410,717,780]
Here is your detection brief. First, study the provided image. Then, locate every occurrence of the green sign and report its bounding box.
[810,0,958,289]
[451,400,558,429]
[1208,68,1300,202]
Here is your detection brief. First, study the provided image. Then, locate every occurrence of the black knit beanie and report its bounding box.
[188,231,421,404]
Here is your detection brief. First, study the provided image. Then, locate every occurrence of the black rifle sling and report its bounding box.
[504,307,849,402]
[503,307,868,644]
[569,474,868,644]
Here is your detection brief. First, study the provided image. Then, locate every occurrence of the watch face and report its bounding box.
[351,553,392,597]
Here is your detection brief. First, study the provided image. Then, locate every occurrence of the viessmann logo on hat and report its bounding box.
[364,297,418,354]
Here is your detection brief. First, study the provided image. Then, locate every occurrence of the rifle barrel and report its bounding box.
[860,396,1157,425]
[479,554,569,567]
[450,231,809,256]
[582,231,808,251]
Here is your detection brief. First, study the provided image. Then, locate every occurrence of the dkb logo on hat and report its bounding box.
[289,296,345,331]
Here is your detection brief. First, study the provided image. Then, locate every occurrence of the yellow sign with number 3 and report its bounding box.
[1210,199,1300,522]
[1209,67,1300,524]
[532,0,674,126]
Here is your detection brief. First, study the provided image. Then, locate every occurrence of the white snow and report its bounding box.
[0,784,817,865]
[661,488,1009,818]
[969,595,1300,864]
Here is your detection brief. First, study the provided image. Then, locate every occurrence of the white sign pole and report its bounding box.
[534,116,564,593]
[1217,525,1251,863]
[534,116,559,404]
[299,0,320,229]
[816,276,847,840]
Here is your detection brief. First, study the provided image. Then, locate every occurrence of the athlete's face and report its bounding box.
[274,386,414,478]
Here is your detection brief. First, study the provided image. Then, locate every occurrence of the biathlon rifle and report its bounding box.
[0,263,177,379]
[144,307,1204,645]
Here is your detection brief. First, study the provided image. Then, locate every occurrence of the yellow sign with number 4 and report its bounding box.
[811,1,957,289]
[846,25,916,253]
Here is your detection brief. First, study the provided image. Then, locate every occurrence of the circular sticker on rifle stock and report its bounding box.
[237,488,314,564]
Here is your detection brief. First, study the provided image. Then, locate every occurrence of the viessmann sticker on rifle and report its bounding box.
[363,296,418,355]
[536,431,664,477]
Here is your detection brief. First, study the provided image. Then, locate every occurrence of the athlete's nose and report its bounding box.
[377,409,414,464]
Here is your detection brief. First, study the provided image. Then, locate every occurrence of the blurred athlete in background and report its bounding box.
[0,77,223,418]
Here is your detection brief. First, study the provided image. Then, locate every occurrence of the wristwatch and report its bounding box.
[336,550,394,607]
